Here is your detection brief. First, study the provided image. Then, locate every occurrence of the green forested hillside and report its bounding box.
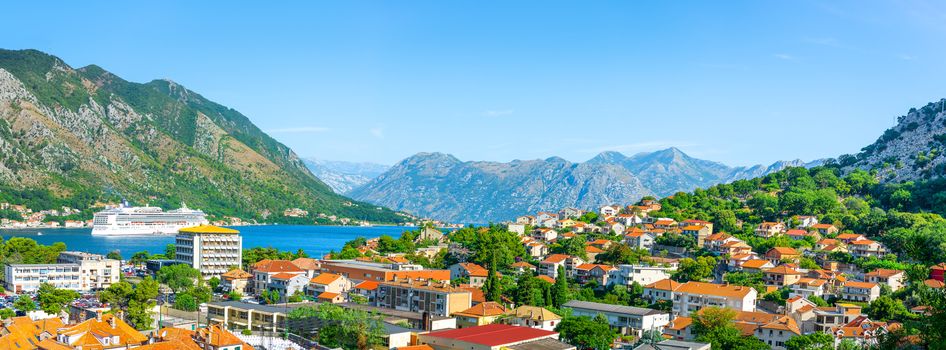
[0,49,405,223]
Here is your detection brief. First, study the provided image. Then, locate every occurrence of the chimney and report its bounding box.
[110,313,117,329]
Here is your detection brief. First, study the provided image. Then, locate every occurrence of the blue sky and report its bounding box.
[3,1,946,166]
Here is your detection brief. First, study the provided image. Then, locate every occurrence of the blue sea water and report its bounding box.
[0,225,409,257]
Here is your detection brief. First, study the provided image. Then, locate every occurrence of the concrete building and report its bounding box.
[671,281,758,317]
[377,278,472,317]
[175,225,243,278]
[3,263,82,293]
[563,300,670,337]
[505,306,561,331]
[57,251,121,291]
[841,281,880,302]
[609,265,673,288]
[320,260,451,283]
[418,324,572,350]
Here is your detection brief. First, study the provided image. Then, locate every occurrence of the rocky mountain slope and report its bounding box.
[350,149,812,223]
[0,49,403,223]
[842,99,946,181]
[303,159,389,194]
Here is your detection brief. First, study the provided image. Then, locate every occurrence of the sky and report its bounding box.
[3,1,946,167]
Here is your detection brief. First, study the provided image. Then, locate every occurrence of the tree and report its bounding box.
[106,250,123,260]
[228,290,243,301]
[164,244,176,259]
[174,293,198,311]
[673,256,716,282]
[0,308,15,319]
[555,314,615,350]
[99,278,158,330]
[208,276,221,291]
[37,283,80,314]
[130,251,150,267]
[866,295,910,322]
[553,265,569,307]
[483,255,502,302]
[808,295,828,307]
[723,271,765,293]
[156,264,200,292]
[289,303,385,350]
[13,295,36,312]
[785,332,833,350]
[692,307,768,350]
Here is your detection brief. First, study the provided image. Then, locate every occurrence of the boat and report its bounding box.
[91,201,208,236]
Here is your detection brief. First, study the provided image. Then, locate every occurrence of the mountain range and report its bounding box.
[348,148,822,223]
[0,49,404,223]
[303,159,389,194]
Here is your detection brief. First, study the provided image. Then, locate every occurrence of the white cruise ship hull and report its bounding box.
[91,224,197,236]
[91,203,208,236]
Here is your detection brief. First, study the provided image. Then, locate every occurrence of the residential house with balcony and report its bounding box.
[763,265,803,287]
[563,300,670,337]
[755,222,785,238]
[377,278,472,317]
[864,269,904,292]
[671,281,758,317]
[841,281,880,302]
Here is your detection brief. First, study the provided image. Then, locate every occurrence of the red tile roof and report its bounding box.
[354,280,379,291]
[422,324,556,347]
[252,259,303,273]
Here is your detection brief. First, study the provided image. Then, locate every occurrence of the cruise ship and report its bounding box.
[91,201,209,236]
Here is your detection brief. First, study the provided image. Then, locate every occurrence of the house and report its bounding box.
[836,233,867,244]
[221,268,252,296]
[600,205,620,218]
[765,247,800,265]
[635,340,710,350]
[584,245,604,261]
[250,259,304,295]
[574,264,615,286]
[703,233,738,253]
[539,254,569,278]
[588,239,613,250]
[931,263,946,282]
[662,316,695,341]
[740,259,775,273]
[830,316,896,349]
[608,265,673,287]
[377,278,472,317]
[533,228,558,242]
[811,223,839,236]
[643,278,681,302]
[719,240,753,256]
[681,225,712,247]
[848,239,887,259]
[524,242,548,258]
[785,229,820,241]
[516,216,536,225]
[653,218,678,229]
[450,263,490,287]
[352,280,379,303]
[671,281,758,316]
[763,265,803,287]
[417,227,446,243]
[557,219,578,229]
[563,300,670,337]
[816,239,844,251]
[453,301,507,328]
[559,207,584,219]
[535,212,559,225]
[864,269,905,291]
[510,261,536,274]
[536,275,556,284]
[505,306,561,331]
[56,314,149,349]
[755,222,785,238]
[268,272,309,300]
[307,273,353,297]
[508,224,527,235]
[795,215,819,228]
[841,281,880,302]
[625,231,655,251]
[791,278,829,298]
[291,257,322,278]
[754,316,802,350]
[318,291,345,303]
[418,324,573,350]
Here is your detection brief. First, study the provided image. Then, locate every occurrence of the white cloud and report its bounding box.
[369,127,384,138]
[484,109,514,117]
[773,53,796,60]
[265,126,330,134]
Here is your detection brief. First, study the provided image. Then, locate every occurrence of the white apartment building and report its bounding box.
[671,281,758,317]
[4,264,81,293]
[608,265,673,287]
[175,225,243,278]
[563,300,670,337]
[57,251,120,290]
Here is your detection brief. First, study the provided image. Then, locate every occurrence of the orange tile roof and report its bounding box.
[864,269,903,278]
[460,286,486,303]
[398,345,435,350]
[836,233,864,240]
[811,224,835,229]
[785,229,808,236]
[252,259,303,273]
[458,262,489,277]
[849,239,877,245]
[318,291,340,300]
[666,316,692,330]
[817,239,840,245]
[767,247,799,255]
[541,254,570,264]
[675,281,755,298]
[705,233,732,241]
[511,261,535,269]
[196,324,247,348]
[291,257,321,270]
[644,278,681,291]
[454,301,507,317]
[271,272,301,280]
[844,281,879,289]
[765,265,802,275]
[222,268,252,279]
[924,279,945,288]
[681,225,705,231]
[355,280,379,290]
[310,273,343,285]
[760,316,801,335]
[536,275,556,284]
[584,245,604,253]
[59,314,148,348]
[741,260,772,269]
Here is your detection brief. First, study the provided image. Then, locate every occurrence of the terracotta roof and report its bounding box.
[455,301,507,317]
[705,233,732,241]
[681,225,705,231]
[654,219,676,225]
[836,233,864,240]
[924,279,945,288]
[844,281,879,289]
[511,261,535,269]
[785,229,808,236]
[222,268,252,279]
[849,239,878,245]
[741,259,772,269]
[864,269,903,278]
[541,254,570,264]
[179,224,239,234]
[765,265,802,275]
[354,280,379,291]
[536,275,556,284]
[457,262,489,277]
[318,291,340,300]
[575,263,615,271]
[666,316,692,330]
[252,259,304,273]
[291,257,321,270]
[507,306,561,321]
[644,278,681,291]
[811,224,836,229]
[760,316,801,335]
[931,263,946,271]
[817,239,840,245]
[398,345,435,350]
[310,273,343,285]
[59,314,148,347]
[585,245,604,253]
[196,324,246,348]
[675,281,755,298]
[767,247,799,255]
[273,272,304,280]
[461,286,486,302]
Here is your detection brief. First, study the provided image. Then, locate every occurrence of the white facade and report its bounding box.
[57,251,121,290]
[4,263,81,292]
[608,265,673,287]
[671,282,758,317]
[175,229,243,278]
[563,300,670,337]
